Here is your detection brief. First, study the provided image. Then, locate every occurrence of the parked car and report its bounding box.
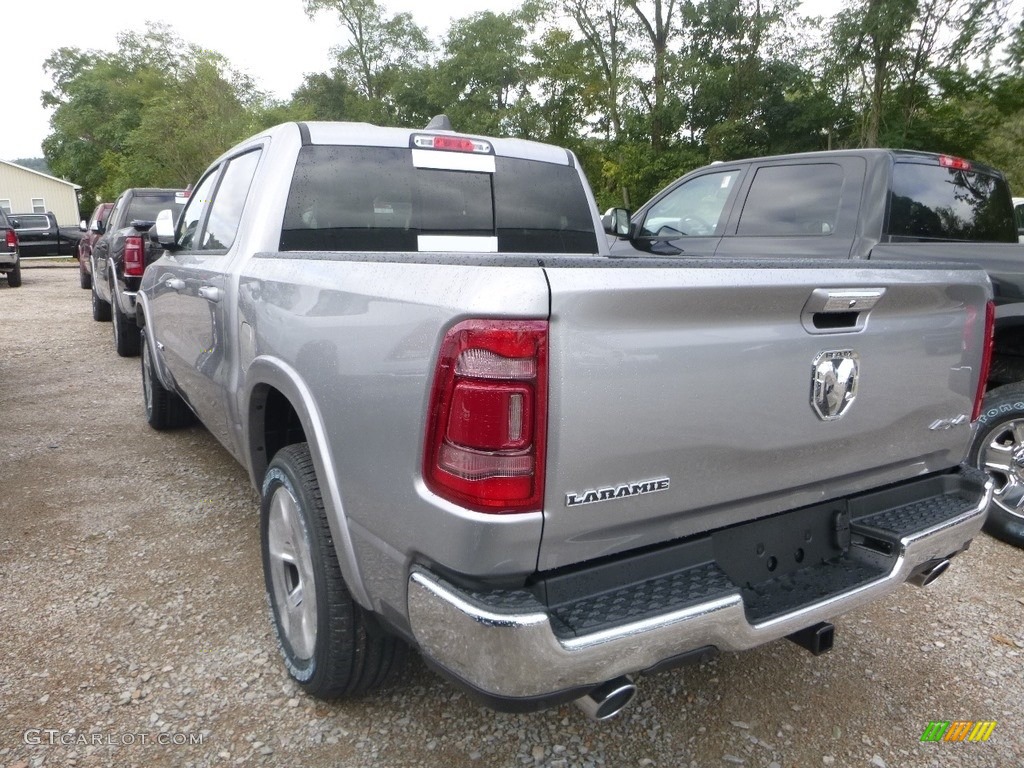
[77,202,114,289]
[8,212,67,258]
[612,148,1024,548]
[137,120,993,718]
[0,209,21,287]
[1014,196,1023,243]
[90,188,188,356]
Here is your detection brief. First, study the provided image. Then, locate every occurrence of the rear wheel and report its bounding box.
[113,290,141,357]
[261,443,407,698]
[969,383,1024,548]
[91,281,111,321]
[6,261,21,288]
[79,254,92,289]
[141,332,193,429]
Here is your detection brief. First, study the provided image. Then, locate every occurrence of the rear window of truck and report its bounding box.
[887,162,1017,242]
[280,145,599,254]
[128,194,187,224]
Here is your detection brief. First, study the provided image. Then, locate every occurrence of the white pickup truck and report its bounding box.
[136,119,994,719]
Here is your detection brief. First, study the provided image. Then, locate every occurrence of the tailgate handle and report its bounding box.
[802,288,884,334]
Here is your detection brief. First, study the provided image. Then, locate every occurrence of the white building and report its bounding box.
[0,161,81,225]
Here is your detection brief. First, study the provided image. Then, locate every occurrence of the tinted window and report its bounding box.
[201,150,261,251]
[1013,201,1024,232]
[737,164,843,236]
[641,170,738,237]
[127,193,186,225]
[11,215,50,229]
[888,163,1016,242]
[280,146,597,253]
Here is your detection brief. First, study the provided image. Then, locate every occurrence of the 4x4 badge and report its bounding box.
[811,350,859,421]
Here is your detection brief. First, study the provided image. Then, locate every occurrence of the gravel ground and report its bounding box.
[1,265,1022,768]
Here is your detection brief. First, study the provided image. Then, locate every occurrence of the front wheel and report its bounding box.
[969,383,1024,548]
[261,443,407,698]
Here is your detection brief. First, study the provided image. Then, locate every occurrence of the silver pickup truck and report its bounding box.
[137,120,994,720]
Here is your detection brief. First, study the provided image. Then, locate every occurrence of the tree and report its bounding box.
[42,25,268,204]
[561,0,632,138]
[625,0,683,150]
[302,0,431,123]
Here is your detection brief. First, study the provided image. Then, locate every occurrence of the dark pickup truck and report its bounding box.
[611,148,1024,546]
[8,212,77,258]
[90,188,188,356]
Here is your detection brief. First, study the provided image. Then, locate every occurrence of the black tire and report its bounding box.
[968,383,1024,548]
[79,257,92,289]
[113,296,141,357]
[261,443,407,698]
[91,282,111,321]
[7,261,21,288]
[141,332,193,429]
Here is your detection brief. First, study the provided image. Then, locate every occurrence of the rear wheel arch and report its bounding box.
[244,362,372,609]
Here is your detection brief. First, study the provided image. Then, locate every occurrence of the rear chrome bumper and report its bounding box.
[407,469,992,700]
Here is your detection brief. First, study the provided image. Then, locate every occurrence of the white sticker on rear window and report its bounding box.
[721,175,732,188]
[411,149,496,173]
[418,235,498,253]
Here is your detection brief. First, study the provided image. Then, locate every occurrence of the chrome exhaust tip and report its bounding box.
[574,676,637,721]
[908,557,951,587]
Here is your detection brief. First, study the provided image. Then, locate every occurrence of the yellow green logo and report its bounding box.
[920,721,996,742]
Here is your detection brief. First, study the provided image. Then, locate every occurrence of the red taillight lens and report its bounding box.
[972,301,995,422]
[939,155,971,171]
[124,235,144,277]
[424,319,548,514]
[5,229,16,248]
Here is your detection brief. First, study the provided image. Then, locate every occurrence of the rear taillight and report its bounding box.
[124,234,144,277]
[5,229,16,249]
[424,319,548,514]
[971,301,995,422]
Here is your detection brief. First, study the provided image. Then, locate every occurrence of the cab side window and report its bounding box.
[201,150,262,251]
[737,164,843,236]
[640,170,739,238]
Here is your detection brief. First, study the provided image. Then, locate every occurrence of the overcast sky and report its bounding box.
[5,0,839,164]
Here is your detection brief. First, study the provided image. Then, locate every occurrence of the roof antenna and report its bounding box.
[425,114,454,132]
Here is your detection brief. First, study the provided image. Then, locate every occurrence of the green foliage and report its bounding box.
[41,0,1023,219]
[42,25,269,206]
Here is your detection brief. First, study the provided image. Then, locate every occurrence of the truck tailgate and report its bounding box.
[538,259,990,570]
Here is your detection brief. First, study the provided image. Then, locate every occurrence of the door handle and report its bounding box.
[198,286,223,303]
[165,277,185,291]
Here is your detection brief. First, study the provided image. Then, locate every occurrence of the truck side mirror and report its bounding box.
[79,219,88,232]
[152,209,179,250]
[602,208,631,238]
[91,221,105,234]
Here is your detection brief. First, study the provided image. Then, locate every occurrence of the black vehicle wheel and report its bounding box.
[969,383,1024,548]
[261,443,407,698]
[91,282,111,321]
[141,332,193,429]
[79,257,92,289]
[113,296,141,357]
[6,261,21,288]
